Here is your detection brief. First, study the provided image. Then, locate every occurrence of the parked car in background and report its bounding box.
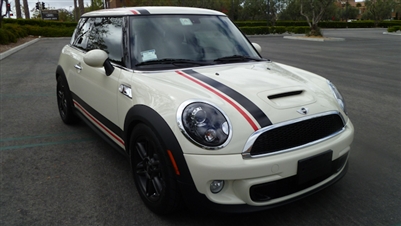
[56,6,354,214]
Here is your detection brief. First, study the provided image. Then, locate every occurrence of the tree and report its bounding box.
[337,3,359,21]
[58,8,74,22]
[300,0,336,36]
[364,0,396,26]
[241,0,267,20]
[0,0,6,27]
[78,0,85,19]
[84,0,104,12]
[15,0,22,18]
[23,0,29,19]
[279,0,304,20]
[73,0,78,21]
[395,0,401,19]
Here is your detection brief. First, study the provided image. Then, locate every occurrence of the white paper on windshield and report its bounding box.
[141,49,157,61]
[180,18,193,26]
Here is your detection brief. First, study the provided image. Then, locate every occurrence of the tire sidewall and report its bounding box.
[57,76,78,124]
[129,123,181,215]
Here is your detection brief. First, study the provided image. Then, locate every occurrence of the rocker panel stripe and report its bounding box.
[71,93,125,148]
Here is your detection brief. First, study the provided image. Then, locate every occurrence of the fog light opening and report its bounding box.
[210,180,225,194]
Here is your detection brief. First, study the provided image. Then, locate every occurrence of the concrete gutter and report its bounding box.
[283,35,345,42]
[0,37,41,61]
[382,31,401,36]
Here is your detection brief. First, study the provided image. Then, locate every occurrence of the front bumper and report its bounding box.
[182,121,354,209]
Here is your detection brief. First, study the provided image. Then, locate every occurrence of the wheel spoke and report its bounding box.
[152,176,163,196]
[135,141,148,160]
[146,177,155,197]
[135,161,147,176]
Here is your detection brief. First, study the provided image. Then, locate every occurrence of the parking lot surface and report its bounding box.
[0,29,400,225]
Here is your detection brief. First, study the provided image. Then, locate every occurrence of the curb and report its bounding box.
[383,32,401,36]
[283,36,345,42]
[0,37,41,61]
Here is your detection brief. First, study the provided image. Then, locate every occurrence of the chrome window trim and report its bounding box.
[242,111,346,159]
[176,99,233,150]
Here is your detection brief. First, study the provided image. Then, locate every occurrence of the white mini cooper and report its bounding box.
[56,6,354,214]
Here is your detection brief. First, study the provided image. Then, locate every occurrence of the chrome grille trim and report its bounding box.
[242,111,346,159]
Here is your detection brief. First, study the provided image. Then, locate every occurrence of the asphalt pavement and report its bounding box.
[0,29,400,225]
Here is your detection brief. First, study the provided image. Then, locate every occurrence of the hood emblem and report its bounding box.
[297,107,309,115]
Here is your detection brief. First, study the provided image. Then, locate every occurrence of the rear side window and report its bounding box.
[72,17,124,66]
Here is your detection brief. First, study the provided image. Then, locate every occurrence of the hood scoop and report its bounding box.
[268,90,303,100]
[258,87,316,109]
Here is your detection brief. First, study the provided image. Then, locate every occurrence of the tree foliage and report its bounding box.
[337,3,359,20]
[363,0,396,25]
[299,0,336,36]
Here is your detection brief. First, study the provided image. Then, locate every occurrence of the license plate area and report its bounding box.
[297,150,333,185]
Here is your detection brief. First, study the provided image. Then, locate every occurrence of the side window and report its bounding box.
[72,18,91,50]
[71,18,87,45]
[86,17,124,65]
[72,17,124,66]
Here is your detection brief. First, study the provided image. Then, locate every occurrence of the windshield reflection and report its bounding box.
[129,15,261,69]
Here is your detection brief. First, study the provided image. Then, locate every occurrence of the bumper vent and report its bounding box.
[250,113,345,157]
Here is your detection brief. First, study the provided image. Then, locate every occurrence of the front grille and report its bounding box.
[250,113,345,156]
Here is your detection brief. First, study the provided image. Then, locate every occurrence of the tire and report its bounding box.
[56,76,79,124]
[130,123,181,215]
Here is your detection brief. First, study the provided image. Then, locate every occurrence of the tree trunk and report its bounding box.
[78,0,84,18]
[74,0,78,21]
[23,0,29,19]
[15,0,22,18]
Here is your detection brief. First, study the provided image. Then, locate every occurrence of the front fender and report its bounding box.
[123,105,193,183]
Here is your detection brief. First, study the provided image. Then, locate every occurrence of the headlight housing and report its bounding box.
[177,101,232,149]
[327,80,347,114]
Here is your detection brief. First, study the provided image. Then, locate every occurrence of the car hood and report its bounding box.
[188,61,317,109]
[135,61,342,129]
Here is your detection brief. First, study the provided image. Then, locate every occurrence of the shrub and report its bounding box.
[239,26,270,35]
[3,18,77,28]
[3,24,29,38]
[270,26,287,34]
[0,28,17,44]
[0,29,10,44]
[387,26,400,32]
[293,26,309,34]
[235,21,267,27]
[23,25,75,37]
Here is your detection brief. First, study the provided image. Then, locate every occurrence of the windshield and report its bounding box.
[129,15,262,69]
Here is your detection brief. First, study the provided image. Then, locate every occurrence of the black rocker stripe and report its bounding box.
[137,9,150,14]
[71,92,124,142]
[182,69,272,128]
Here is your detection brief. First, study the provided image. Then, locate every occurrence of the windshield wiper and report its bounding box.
[214,55,265,63]
[135,58,211,67]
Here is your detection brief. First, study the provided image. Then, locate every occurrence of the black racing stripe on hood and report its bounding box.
[182,69,272,128]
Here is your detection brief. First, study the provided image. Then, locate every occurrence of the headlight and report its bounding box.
[327,81,347,114]
[177,101,232,149]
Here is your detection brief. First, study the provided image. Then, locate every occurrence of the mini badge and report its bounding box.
[297,107,308,115]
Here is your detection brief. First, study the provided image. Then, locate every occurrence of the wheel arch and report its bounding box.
[56,65,71,91]
[123,105,193,183]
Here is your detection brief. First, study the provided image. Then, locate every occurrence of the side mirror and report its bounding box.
[84,49,114,76]
[252,43,262,54]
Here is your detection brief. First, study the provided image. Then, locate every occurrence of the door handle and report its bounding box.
[74,64,82,70]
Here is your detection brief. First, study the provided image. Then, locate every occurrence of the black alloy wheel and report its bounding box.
[130,123,181,214]
[56,76,78,124]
